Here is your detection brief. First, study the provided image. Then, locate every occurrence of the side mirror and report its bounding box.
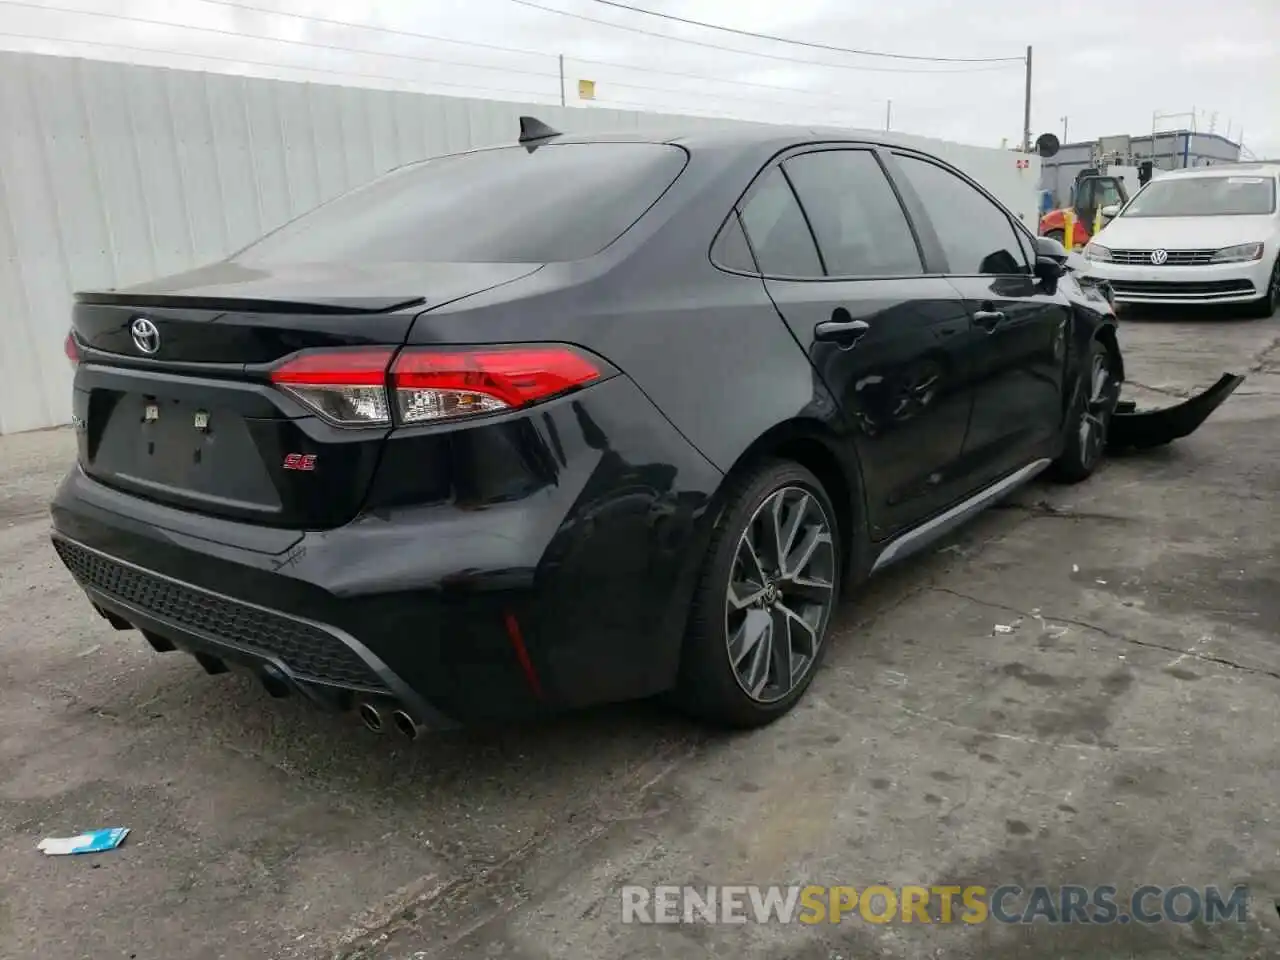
[1033,235,1068,282]
[1034,235,1069,262]
[1100,203,1120,223]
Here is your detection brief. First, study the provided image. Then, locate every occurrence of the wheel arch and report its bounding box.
[715,418,870,583]
[1094,322,1125,382]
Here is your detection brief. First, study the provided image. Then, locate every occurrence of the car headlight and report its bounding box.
[1210,242,1264,263]
[1083,243,1112,262]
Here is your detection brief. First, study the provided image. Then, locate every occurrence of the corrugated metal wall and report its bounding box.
[0,49,1038,435]
[0,50,744,434]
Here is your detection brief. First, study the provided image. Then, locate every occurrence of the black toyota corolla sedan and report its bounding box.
[52,118,1129,736]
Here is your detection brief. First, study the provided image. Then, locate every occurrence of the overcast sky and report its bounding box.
[0,0,1276,158]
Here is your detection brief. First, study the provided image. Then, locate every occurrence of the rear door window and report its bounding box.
[782,150,923,277]
[893,154,1028,276]
[738,167,824,278]
[237,143,689,264]
[711,213,758,273]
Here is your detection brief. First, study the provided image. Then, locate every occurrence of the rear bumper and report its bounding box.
[1085,259,1269,305]
[51,534,453,725]
[50,376,724,728]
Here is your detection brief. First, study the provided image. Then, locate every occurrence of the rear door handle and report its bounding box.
[973,309,1006,331]
[814,318,871,346]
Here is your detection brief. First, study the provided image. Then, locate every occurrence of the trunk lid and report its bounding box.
[70,261,542,529]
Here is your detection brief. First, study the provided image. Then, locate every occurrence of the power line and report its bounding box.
[0,1,561,79]
[0,0,1014,127]
[585,75,867,118]
[0,27,858,124]
[185,0,889,107]
[506,0,1023,74]
[0,29,559,101]
[586,0,1024,63]
[192,0,553,63]
[1,0,938,111]
[570,56,878,106]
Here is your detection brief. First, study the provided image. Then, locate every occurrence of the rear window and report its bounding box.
[1123,175,1277,217]
[237,143,688,264]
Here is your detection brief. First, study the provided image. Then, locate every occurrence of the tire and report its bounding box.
[1243,255,1280,319]
[1050,338,1119,484]
[675,460,842,728]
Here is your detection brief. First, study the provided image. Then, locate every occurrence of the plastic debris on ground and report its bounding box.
[37,828,129,856]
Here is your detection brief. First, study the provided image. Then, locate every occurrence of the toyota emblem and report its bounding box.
[130,317,160,354]
[1149,249,1169,266]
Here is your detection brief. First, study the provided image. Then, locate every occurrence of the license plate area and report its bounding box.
[89,392,282,512]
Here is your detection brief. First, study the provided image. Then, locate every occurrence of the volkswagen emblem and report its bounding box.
[1150,249,1169,266]
[130,317,160,355]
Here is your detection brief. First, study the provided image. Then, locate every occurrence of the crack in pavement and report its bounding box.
[930,586,1280,682]
[1124,380,1193,399]
[1248,335,1280,373]
[995,499,1138,524]
[329,741,701,959]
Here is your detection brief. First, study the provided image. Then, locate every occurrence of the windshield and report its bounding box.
[1122,175,1277,218]
[237,142,688,264]
[1078,178,1124,209]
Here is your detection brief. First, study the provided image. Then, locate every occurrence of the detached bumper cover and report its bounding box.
[1110,373,1245,450]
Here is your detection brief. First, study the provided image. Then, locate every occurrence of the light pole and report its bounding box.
[1021,45,1033,152]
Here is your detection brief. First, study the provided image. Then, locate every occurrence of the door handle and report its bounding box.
[973,309,1006,331]
[814,318,871,346]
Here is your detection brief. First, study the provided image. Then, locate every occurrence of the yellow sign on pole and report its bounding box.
[578,78,596,100]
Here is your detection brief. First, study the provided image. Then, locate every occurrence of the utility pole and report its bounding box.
[1060,115,1068,143]
[558,54,566,107]
[885,99,892,131]
[1022,45,1033,152]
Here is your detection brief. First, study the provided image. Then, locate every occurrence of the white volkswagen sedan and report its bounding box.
[1082,164,1280,316]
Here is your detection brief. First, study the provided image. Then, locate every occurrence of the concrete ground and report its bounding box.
[1,310,1277,960]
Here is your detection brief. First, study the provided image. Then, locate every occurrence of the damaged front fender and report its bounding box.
[1108,373,1245,451]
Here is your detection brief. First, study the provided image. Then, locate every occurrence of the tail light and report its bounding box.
[391,347,602,424]
[64,331,80,368]
[269,345,604,427]
[270,348,395,426]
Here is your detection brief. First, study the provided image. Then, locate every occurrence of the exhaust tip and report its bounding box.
[357,702,384,733]
[259,664,291,699]
[391,709,420,741]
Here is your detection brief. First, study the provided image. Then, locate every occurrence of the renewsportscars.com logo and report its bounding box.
[620,884,1250,926]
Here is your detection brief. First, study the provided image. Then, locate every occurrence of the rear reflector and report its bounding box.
[64,332,80,367]
[270,348,394,426]
[268,344,603,427]
[391,346,602,424]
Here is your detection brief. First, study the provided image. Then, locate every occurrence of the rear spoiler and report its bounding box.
[73,291,426,316]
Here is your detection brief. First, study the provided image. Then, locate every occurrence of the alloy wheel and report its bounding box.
[1078,353,1113,469]
[724,486,836,704]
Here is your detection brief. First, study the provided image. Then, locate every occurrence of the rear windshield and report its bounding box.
[237,142,688,264]
[1122,175,1277,217]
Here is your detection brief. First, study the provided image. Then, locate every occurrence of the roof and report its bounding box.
[1156,162,1280,178]
[1056,129,1242,150]
[530,117,919,152]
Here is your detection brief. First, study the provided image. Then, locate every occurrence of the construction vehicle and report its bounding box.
[1039,162,1154,249]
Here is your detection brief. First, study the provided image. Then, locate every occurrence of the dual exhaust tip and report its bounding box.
[357,702,422,741]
